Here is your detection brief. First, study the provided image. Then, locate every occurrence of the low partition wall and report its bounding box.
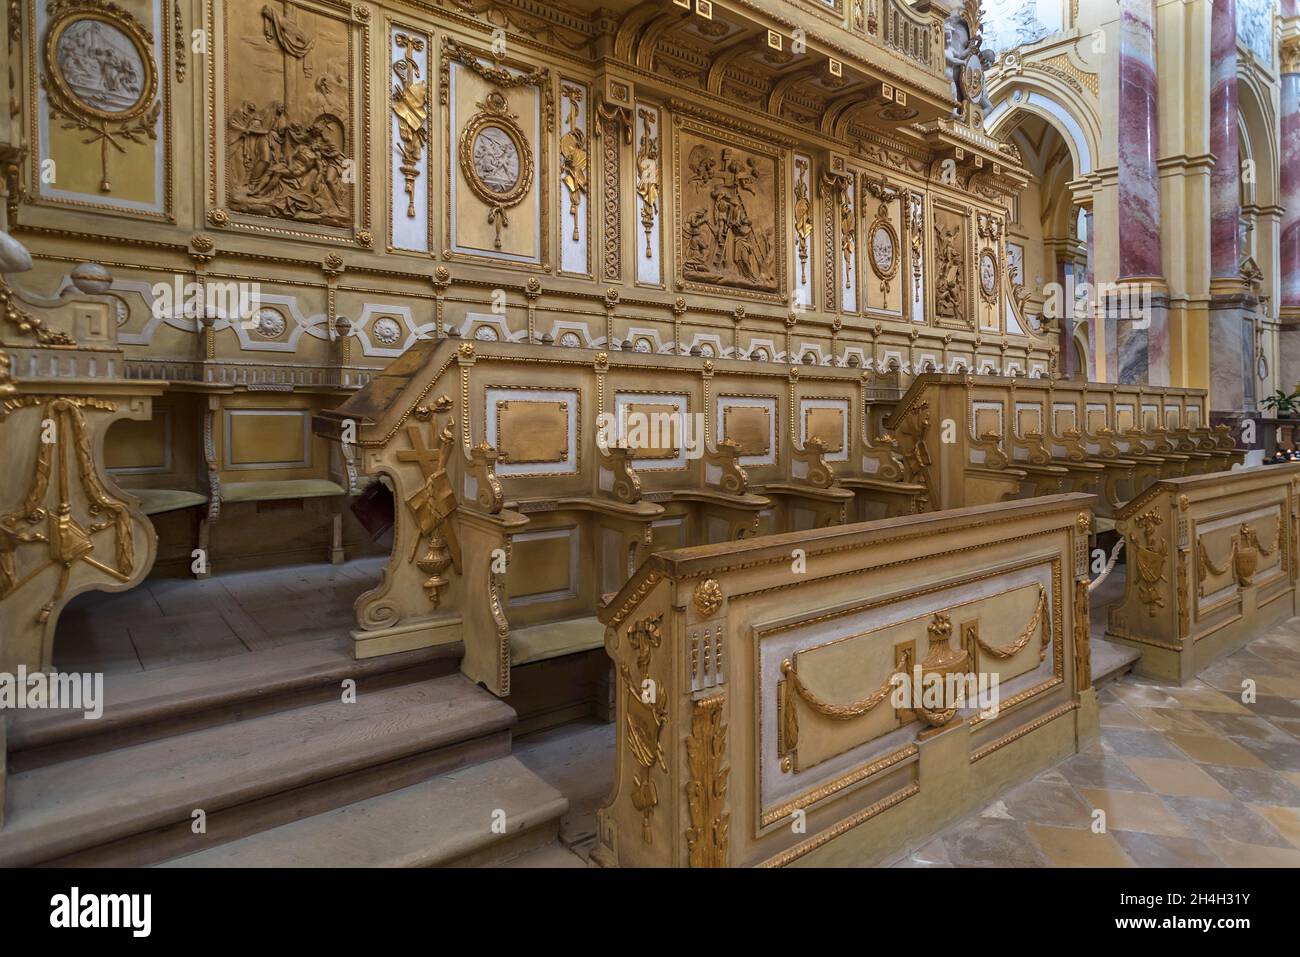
[1106,464,1300,683]
[593,493,1098,868]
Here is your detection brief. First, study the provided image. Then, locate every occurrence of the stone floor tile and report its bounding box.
[1111,831,1225,868]
[1233,736,1300,773]
[1165,732,1268,768]
[940,818,1048,867]
[997,778,1094,828]
[1192,710,1295,744]
[1099,701,1149,729]
[1076,787,1188,838]
[1161,796,1291,848]
[1024,823,1132,867]
[1132,707,1216,736]
[1057,751,1152,792]
[1199,766,1300,806]
[1248,805,1300,848]
[1099,727,1185,759]
[1246,696,1300,721]
[1205,840,1300,867]
[1120,757,1235,800]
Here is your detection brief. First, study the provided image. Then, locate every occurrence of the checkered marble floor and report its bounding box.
[891,622,1300,867]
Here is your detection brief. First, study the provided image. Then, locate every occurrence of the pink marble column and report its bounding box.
[1281,39,1300,317]
[1117,0,1161,280]
[1209,0,1240,279]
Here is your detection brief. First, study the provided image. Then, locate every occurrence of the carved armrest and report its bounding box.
[790,436,836,489]
[1008,429,1053,466]
[971,430,1009,469]
[861,432,906,482]
[598,444,643,505]
[702,437,750,495]
[1049,426,1089,463]
[464,441,504,514]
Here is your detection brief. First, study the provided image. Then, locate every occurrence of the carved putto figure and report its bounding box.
[943,12,993,119]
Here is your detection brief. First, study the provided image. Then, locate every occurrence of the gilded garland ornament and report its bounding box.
[42,0,161,193]
[459,91,533,250]
[392,32,430,220]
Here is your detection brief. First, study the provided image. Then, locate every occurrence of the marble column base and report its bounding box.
[1207,291,1255,414]
[1108,292,1168,385]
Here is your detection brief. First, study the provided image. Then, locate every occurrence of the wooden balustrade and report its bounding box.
[1106,464,1300,682]
[593,493,1097,867]
[314,339,927,693]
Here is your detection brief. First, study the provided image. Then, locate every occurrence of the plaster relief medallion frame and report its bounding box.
[673,115,787,305]
[867,217,899,292]
[458,91,534,248]
[30,0,173,218]
[207,0,370,245]
[442,34,551,272]
[978,247,998,304]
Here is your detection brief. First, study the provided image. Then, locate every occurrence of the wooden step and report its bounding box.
[0,674,513,867]
[158,756,567,868]
[7,636,462,770]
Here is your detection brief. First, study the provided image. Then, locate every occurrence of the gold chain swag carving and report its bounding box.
[972,584,1048,660]
[780,645,914,720]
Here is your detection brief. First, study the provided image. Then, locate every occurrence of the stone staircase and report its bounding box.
[0,636,568,867]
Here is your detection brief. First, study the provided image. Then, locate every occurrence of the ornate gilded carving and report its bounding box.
[781,643,915,722]
[392,32,429,220]
[0,397,134,622]
[914,612,967,728]
[0,349,14,395]
[693,578,722,618]
[635,107,659,259]
[458,90,533,250]
[596,99,629,282]
[679,128,779,294]
[1198,522,1278,594]
[685,693,729,868]
[0,277,76,347]
[1131,510,1167,615]
[42,0,161,193]
[558,85,588,243]
[173,0,186,83]
[838,177,855,291]
[793,156,812,285]
[1073,577,1091,689]
[894,400,934,508]
[398,397,462,608]
[620,614,669,844]
[967,584,1048,667]
[225,0,353,227]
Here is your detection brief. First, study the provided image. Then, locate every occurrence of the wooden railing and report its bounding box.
[314,339,926,692]
[593,493,1097,867]
[1106,464,1300,682]
[885,374,1243,518]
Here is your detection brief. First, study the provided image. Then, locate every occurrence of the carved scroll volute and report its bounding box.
[704,437,749,495]
[599,444,643,504]
[0,394,157,672]
[793,436,835,489]
[466,441,504,513]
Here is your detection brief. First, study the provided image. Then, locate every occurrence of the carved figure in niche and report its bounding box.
[943,12,993,119]
[681,140,777,291]
[935,222,966,324]
[225,0,353,227]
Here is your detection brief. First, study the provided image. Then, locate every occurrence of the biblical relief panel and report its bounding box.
[223,0,355,229]
[675,120,785,302]
[34,0,168,214]
[446,38,547,266]
[932,204,970,328]
[390,25,431,252]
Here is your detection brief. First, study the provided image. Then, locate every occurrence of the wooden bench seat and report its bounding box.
[131,488,208,516]
[222,479,348,503]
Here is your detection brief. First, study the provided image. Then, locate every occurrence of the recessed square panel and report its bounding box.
[799,398,849,461]
[487,388,580,476]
